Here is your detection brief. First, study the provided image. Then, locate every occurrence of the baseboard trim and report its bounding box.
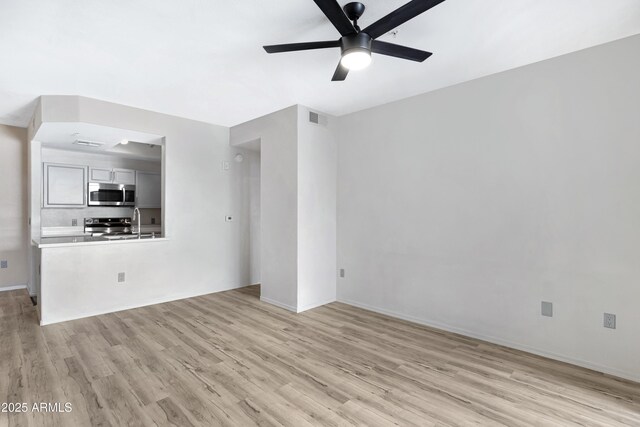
[297,297,336,313]
[260,296,297,313]
[0,284,27,292]
[259,296,336,313]
[338,298,639,383]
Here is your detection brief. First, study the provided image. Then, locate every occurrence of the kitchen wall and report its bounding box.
[0,124,28,290]
[33,96,253,324]
[40,147,161,227]
[40,207,161,227]
[336,34,640,381]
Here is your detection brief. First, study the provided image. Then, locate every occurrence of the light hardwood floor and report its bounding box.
[1,285,639,426]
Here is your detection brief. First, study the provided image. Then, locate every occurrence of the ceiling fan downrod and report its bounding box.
[343,2,366,31]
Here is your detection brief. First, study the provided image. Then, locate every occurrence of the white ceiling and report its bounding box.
[36,122,163,160]
[1,0,639,128]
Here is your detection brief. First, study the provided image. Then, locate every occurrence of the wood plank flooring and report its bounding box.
[1,285,639,426]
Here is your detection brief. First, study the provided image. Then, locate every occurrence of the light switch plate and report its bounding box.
[0,260,7,269]
[541,301,553,317]
[118,272,125,283]
[339,269,345,278]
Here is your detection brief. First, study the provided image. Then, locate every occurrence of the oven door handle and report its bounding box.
[122,187,126,205]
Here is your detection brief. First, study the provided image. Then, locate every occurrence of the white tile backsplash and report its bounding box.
[41,207,161,227]
[41,207,132,227]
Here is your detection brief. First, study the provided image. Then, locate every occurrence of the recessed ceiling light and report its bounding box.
[120,139,129,145]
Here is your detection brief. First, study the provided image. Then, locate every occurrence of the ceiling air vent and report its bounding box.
[309,111,320,124]
[73,140,103,148]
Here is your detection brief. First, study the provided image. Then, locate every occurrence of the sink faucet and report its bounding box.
[132,207,141,238]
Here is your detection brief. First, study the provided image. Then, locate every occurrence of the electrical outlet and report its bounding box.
[118,272,125,283]
[604,313,616,329]
[541,301,553,317]
[339,268,345,278]
[71,219,77,226]
[0,260,7,269]
[222,161,230,171]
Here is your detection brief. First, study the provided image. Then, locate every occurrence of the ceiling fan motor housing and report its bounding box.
[340,32,372,56]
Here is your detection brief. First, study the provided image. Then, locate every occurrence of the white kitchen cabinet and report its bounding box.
[89,167,135,185]
[135,171,161,208]
[43,163,87,207]
[89,167,113,182]
[113,169,135,185]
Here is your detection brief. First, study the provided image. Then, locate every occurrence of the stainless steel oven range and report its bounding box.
[84,217,132,236]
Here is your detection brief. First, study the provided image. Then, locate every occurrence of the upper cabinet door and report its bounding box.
[44,163,87,207]
[89,167,113,182]
[135,171,161,208]
[112,169,136,185]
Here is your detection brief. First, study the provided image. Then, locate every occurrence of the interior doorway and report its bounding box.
[249,149,261,286]
[233,137,261,290]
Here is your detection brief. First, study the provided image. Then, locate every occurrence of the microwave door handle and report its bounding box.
[122,187,126,205]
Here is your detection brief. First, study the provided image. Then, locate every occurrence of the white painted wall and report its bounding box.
[297,107,337,311]
[336,35,640,381]
[0,124,28,290]
[34,96,253,324]
[27,139,41,295]
[231,106,298,311]
[230,105,337,312]
[248,150,261,285]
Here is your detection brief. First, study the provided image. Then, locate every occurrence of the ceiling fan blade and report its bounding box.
[363,0,446,39]
[331,61,349,81]
[264,40,340,54]
[313,0,356,36]
[371,40,432,62]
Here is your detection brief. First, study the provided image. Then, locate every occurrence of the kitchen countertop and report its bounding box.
[33,227,167,248]
[41,225,162,237]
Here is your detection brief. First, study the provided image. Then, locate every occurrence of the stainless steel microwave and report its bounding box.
[88,182,136,206]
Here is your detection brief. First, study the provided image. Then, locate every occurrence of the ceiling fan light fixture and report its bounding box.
[340,49,371,70]
[339,32,373,71]
[262,0,444,81]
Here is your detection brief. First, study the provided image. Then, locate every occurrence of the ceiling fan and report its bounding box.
[263,0,446,81]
